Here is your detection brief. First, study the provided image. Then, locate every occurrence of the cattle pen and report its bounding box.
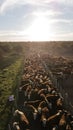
[9,51,73,130]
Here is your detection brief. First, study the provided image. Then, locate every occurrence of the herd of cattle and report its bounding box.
[12,54,73,130]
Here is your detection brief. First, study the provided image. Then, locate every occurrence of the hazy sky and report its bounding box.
[0,0,73,41]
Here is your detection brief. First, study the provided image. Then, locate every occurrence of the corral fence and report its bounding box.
[42,60,73,115]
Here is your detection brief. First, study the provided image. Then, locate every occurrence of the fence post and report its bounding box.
[8,124,11,130]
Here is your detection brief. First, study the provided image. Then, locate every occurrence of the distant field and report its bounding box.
[28,41,73,58]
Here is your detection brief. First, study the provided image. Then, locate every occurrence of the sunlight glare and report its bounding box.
[27,16,51,41]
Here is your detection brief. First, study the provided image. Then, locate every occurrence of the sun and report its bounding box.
[27,16,51,41]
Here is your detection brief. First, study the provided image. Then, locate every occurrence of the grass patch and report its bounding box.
[0,58,24,130]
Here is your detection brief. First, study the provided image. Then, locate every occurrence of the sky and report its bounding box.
[0,0,73,41]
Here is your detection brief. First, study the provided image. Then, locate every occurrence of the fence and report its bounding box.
[42,60,73,115]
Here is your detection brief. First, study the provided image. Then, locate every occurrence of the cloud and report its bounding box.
[0,0,73,14]
[50,19,73,24]
[0,0,73,41]
[58,0,73,5]
[0,29,73,41]
[32,10,62,17]
[0,30,29,41]
[54,32,73,41]
[0,0,19,14]
[0,0,51,14]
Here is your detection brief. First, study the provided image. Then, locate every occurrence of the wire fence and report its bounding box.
[43,61,73,115]
[57,78,73,115]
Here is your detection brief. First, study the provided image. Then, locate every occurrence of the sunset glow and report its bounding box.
[27,16,52,41]
[0,0,73,41]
